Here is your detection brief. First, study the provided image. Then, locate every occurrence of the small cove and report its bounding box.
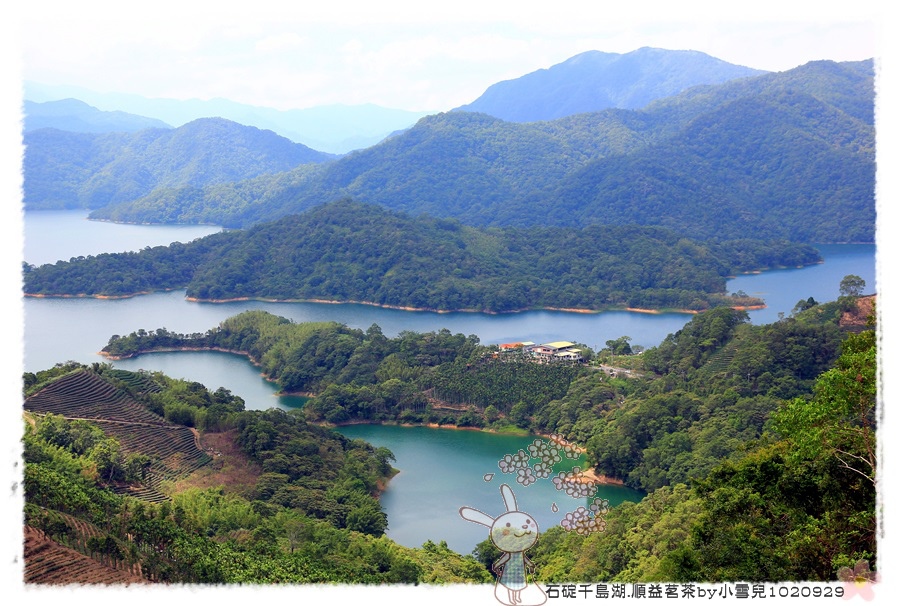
[335,423,646,554]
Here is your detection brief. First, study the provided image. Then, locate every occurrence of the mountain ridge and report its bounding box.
[24,117,335,210]
[24,98,173,133]
[454,47,766,121]
[87,59,874,243]
[24,81,432,154]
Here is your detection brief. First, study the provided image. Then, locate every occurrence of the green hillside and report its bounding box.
[24,117,334,209]
[519,88,874,241]
[88,60,874,243]
[23,364,490,583]
[24,200,819,312]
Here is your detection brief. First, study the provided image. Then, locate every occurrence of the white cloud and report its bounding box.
[14,0,885,111]
[255,32,309,55]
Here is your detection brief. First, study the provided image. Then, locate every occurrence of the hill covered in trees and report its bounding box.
[24,117,335,210]
[93,292,876,583]
[24,199,819,312]
[526,305,876,583]
[89,60,874,243]
[453,47,764,121]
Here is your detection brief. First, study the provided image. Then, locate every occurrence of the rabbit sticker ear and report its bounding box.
[459,506,494,528]
[500,484,518,512]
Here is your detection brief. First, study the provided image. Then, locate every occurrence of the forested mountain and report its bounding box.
[506,82,875,242]
[25,81,432,154]
[454,47,764,121]
[24,99,173,133]
[24,199,819,312]
[23,117,335,210]
[90,110,637,227]
[89,60,874,243]
[530,302,876,582]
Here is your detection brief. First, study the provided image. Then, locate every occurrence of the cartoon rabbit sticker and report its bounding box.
[460,484,548,606]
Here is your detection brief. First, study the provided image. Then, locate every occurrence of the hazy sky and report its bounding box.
[11,0,884,112]
[3,3,899,603]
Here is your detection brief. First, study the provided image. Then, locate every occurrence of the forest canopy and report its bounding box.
[24,199,820,313]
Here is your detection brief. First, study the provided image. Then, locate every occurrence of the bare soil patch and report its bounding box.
[841,295,876,329]
[171,430,263,495]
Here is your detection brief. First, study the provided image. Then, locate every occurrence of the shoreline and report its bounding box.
[105,346,626,489]
[99,345,297,391]
[27,290,167,300]
[29,289,763,316]
[100,344,317,397]
[87,216,224,228]
[183,295,708,315]
[100,344,318,398]
[99,345,255,361]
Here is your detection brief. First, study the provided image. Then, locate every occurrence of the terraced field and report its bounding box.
[25,370,168,425]
[24,525,147,585]
[106,368,164,395]
[92,420,211,501]
[24,369,211,501]
[22,369,222,583]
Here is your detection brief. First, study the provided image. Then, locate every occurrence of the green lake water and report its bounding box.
[336,424,646,554]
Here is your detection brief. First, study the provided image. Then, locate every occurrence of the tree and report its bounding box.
[473,538,502,576]
[483,405,501,424]
[771,328,876,486]
[345,502,388,536]
[89,437,126,483]
[279,515,307,553]
[124,453,152,482]
[374,446,396,476]
[508,401,530,428]
[792,296,818,314]
[605,336,633,356]
[573,342,595,362]
[839,275,866,298]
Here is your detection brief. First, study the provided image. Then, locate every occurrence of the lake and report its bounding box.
[23,209,223,266]
[336,424,646,554]
[19,210,878,553]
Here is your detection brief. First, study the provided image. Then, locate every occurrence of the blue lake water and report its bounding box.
[727,243,878,325]
[23,209,223,266]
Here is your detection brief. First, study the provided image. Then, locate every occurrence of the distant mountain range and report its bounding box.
[454,47,766,122]
[23,50,875,244]
[24,48,764,153]
[24,117,334,210]
[24,81,431,154]
[24,98,172,133]
[85,59,875,243]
